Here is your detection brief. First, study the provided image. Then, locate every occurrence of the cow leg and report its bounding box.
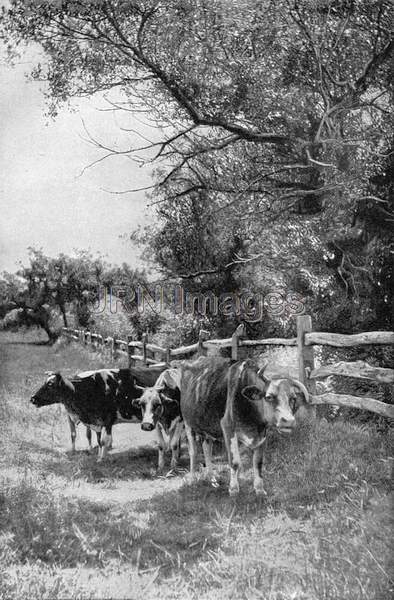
[252,443,267,496]
[96,429,104,459]
[156,423,166,472]
[170,421,184,470]
[221,420,241,496]
[185,422,198,477]
[228,433,241,496]
[86,426,93,452]
[98,425,112,462]
[202,438,213,476]
[68,415,76,454]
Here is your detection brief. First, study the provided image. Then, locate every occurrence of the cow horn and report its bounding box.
[160,392,178,405]
[257,362,269,383]
[289,379,310,403]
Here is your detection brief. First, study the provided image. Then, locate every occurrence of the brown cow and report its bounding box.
[179,357,310,496]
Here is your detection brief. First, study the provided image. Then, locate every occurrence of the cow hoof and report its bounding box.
[229,485,240,497]
[254,484,267,497]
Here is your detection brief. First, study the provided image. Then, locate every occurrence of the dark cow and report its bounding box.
[31,365,166,461]
[67,369,120,453]
[132,368,183,472]
[179,356,310,496]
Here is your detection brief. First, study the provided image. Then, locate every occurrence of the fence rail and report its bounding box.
[62,316,394,419]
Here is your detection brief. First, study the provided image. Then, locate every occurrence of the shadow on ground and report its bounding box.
[2,340,50,346]
[1,462,267,578]
[40,445,193,483]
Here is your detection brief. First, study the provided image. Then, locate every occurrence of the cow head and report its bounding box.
[263,377,309,433]
[133,388,163,431]
[116,372,144,403]
[240,363,309,434]
[114,373,145,420]
[133,369,180,431]
[31,372,74,407]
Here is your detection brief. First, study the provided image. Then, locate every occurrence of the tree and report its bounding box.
[0,261,62,343]
[2,0,390,200]
[2,0,392,333]
[1,250,103,341]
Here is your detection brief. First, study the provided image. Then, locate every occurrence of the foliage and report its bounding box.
[0,249,146,342]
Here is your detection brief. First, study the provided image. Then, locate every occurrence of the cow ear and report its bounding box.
[241,385,264,402]
[57,373,74,392]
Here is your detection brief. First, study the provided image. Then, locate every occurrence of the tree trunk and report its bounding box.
[60,304,68,327]
[26,307,59,345]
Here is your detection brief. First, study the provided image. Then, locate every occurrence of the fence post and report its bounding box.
[141,333,148,366]
[166,347,171,365]
[127,334,134,369]
[107,336,114,360]
[198,329,209,356]
[231,323,246,361]
[297,315,316,416]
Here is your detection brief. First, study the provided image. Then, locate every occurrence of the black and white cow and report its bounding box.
[69,369,120,452]
[179,356,310,496]
[131,368,183,472]
[31,365,165,461]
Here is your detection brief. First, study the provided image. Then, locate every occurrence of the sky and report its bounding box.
[0,44,158,274]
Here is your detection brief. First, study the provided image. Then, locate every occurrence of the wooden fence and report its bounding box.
[62,315,394,419]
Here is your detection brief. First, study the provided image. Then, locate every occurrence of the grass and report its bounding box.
[0,330,393,599]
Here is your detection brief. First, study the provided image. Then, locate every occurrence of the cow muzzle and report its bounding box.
[276,414,296,434]
[141,422,155,432]
[31,396,39,406]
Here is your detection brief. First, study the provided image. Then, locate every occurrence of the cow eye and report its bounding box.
[265,394,274,403]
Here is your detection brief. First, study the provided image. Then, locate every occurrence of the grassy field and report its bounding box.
[0,330,393,599]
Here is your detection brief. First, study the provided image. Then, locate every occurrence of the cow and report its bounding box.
[31,365,166,461]
[178,356,310,496]
[131,368,183,472]
[69,369,120,452]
